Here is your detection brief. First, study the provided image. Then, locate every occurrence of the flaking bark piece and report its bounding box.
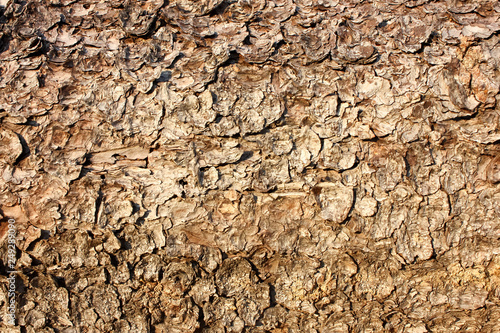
[318,182,354,223]
[171,0,224,16]
[0,128,23,165]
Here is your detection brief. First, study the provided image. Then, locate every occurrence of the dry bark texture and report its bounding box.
[1,0,500,332]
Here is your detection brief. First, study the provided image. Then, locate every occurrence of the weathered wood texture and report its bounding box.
[1,0,500,331]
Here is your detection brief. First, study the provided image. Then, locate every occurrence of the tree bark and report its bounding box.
[1,0,500,331]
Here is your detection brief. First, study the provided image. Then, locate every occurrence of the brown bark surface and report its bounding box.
[1,0,500,331]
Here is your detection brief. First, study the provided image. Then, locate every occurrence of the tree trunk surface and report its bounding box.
[1,0,500,331]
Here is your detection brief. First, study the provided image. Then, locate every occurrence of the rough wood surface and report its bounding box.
[1,0,500,332]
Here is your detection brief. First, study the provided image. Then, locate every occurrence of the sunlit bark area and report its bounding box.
[1,0,500,331]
